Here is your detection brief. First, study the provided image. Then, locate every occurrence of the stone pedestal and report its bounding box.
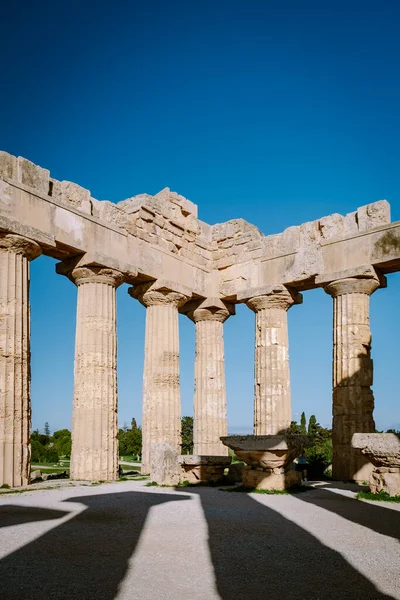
[352,433,400,496]
[325,276,380,482]
[0,234,41,487]
[185,298,234,456]
[245,286,302,435]
[130,281,190,474]
[178,455,231,484]
[61,266,124,482]
[221,435,307,490]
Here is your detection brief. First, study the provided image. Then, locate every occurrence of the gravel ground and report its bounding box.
[0,480,399,600]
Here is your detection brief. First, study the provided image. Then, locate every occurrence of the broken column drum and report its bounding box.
[0,234,41,487]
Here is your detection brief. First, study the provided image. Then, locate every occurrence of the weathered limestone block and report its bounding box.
[277,225,300,254]
[117,193,154,214]
[370,470,400,496]
[129,280,191,474]
[319,214,345,241]
[184,298,234,456]
[352,433,400,467]
[58,181,92,215]
[0,152,18,180]
[242,466,301,490]
[150,442,180,486]
[178,455,231,484]
[283,245,323,285]
[0,233,41,487]
[240,285,302,435]
[17,157,50,196]
[92,200,136,234]
[61,265,124,482]
[357,201,390,232]
[30,469,42,483]
[324,273,381,482]
[153,187,198,218]
[344,211,358,235]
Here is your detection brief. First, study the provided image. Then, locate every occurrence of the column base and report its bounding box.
[242,466,302,490]
[178,455,231,484]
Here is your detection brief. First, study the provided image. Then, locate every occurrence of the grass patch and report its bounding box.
[357,490,400,503]
[145,481,159,487]
[0,484,10,489]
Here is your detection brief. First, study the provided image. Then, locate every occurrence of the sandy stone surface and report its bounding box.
[0,480,399,600]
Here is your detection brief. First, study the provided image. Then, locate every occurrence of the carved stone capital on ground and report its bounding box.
[0,232,41,260]
[325,277,380,298]
[68,266,124,287]
[184,297,235,323]
[245,285,303,312]
[129,279,191,309]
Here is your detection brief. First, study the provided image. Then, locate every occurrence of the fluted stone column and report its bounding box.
[245,286,302,435]
[0,233,41,487]
[66,266,124,481]
[187,299,234,456]
[129,282,189,474]
[325,276,380,481]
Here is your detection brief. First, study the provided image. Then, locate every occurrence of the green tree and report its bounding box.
[289,420,303,434]
[308,414,317,435]
[44,422,50,436]
[53,429,72,457]
[300,412,307,434]
[118,418,142,457]
[181,416,193,454]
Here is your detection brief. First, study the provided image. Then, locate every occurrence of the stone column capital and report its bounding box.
[129,280,190,309]
[184,298,235,323]
[325,277,380,298]
[246,287,302,312]
[0,232,41,261]
[68,266,124,287]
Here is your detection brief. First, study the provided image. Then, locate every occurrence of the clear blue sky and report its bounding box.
[1,0,399,433]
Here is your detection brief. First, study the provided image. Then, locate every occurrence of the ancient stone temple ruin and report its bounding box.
[1,151,399,490]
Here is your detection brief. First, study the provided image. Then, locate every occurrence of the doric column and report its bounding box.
[0,233,41,487]
[129,281,190,474]
[62,266,124,481]
[245,286,302,435]
[324,275,381,481]
[186,298,234,456]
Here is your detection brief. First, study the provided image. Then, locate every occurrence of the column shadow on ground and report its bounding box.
[182,487,396,600]
[0,505,69,528]
[294,483,400,541]
[0,490,189,600]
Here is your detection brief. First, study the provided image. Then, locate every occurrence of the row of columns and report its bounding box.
[0,233,381,486]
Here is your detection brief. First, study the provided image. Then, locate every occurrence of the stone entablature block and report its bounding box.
[1,150,399,303]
